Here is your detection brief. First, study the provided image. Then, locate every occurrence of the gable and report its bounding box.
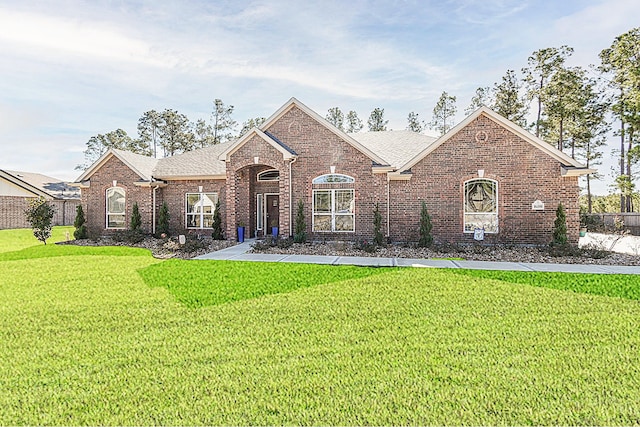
[395,107,593,178]
[0,170,53,198]
[75,149,158,183]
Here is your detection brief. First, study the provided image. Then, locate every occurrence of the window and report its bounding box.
[186,192,218,229]
[464,179,498,233]
[256,193,263,230]
[313,189,355,232]
[312,174,355,184]
[257,170,279,181]
[106,187,126,229]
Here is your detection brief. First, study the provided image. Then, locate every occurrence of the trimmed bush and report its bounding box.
[157,202,170,237]
[25,197,55,244]
[373,203,384,246]
[294,200,307,243]
[73,204,88,240]
[418,201,433,248]
[211,199,224,240]
[130,202,142,231]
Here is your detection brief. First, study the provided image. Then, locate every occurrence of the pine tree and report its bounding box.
[73,204,88,240]
[157,202,170,237]
[367,108,388,131]
[211,199,224,240]
[294,200,307,243]
[418,201,433,247]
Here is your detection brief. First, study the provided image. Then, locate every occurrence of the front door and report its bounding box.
[266,194,279,233]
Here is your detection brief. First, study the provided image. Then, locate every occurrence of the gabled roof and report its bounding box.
[218,127,297,162]
[76,149,159,182]
[154,141,232,179]
[258,97,389,166]
[1,169,79,199]
[399,106,592,174]
[350,130,437,170]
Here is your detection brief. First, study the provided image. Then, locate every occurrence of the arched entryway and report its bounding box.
[232,164,282,239]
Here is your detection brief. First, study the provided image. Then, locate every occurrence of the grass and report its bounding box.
[0,226,73,253]
[1,228,640,425]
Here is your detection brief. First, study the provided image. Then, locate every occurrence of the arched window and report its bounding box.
[106,187,126,229]
[464,179,498,233]
[312,174,355,232]
[312,174,355,184]
[257,169,280,182]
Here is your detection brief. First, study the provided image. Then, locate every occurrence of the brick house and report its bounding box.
[0,169,80,230]
[74,98,592,245]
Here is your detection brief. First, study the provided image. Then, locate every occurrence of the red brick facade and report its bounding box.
[78,101,584,245]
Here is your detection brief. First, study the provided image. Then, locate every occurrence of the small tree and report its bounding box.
[25,197,55,244]
[130,202,142,231]
[211,198,224,240]
[157,202,170,237]
[418,201,433,247]
[294,200,307,243]
[73,204,88,240]
[373,203,384,246]
[552,203,568,247]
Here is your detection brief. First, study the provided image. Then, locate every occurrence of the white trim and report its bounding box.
[312,188,355,233]
[257,169,280,182]
[105,186,126,229]
[185,192,218,230]
[312,173,355,184]
[218,128,296,162]
[256,193,264,231]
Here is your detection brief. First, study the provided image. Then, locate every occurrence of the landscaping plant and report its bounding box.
[73,204,88,240]
[373,203,384,246]
[157,202,170,237]
[24,196,55,244]
[418,201,433,247]
[211,199,223,240]
[294,200,307,243]
[130,202,142,231]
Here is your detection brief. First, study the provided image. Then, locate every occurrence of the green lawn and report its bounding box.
[1,229,640,425]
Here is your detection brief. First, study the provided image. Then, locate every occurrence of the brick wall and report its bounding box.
[80,156,154,237]
[389,114,581,245]
[160,179,226,236]
[0,196,79,229]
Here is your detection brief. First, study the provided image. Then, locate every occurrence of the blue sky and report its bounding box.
[1,0,638,194]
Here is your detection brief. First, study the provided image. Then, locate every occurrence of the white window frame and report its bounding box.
[256,193,263,230]
[463,179,498,233]
[312,189,355,233]
[185,192,218,229]
[106,187,126,229]
[257,169,280,182]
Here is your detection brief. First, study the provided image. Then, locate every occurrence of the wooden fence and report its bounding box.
[584,213,640,236]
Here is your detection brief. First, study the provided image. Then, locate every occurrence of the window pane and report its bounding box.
[335,215,354,231]
[202,214,214,228]
[107,188,125,214]
[108,214,125,228]
[313,214,332,231]
[187,214,200,228]
[314,191,331,213]
[186,194,200,214]
[465,180,496,213]
[257,170,279,181]
[256,194,263,230]
[464,214,498,233]
[335,190,354,213]
[312,174,355,184]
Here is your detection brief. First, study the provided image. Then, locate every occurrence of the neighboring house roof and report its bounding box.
[76,149,160,182]
[0,169,79,199]
[398,106,593,176]
[154,141,233,179]
[350,130,437,170]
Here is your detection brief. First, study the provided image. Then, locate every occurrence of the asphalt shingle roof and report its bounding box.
[111,149,159,181]
[152,141,233,178]
[349,130,437,169]
[3,170,80,199]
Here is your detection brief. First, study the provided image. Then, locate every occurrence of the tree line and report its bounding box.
[78,27,639,213]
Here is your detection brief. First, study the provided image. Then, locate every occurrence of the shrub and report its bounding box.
[180,235,208,253]
[294,200,307,243]
[211,199,224,240]
[277,237,294,249]
[73,204,88,240]
[373,203,384,246]
[25,197,55,244]
[157,202,170,237]
[130,202,142,231]
[551,203,568,247]
[418,201,433,248]
[112,229,145,244]
[355,239,377,253]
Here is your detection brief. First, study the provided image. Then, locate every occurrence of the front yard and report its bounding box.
[1,228,640,425]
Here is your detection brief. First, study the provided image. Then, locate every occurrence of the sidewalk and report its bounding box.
[194,239,640,275]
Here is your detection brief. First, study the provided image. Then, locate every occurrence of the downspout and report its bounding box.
[289,157,297,237]
[386,174,390,238]
[152,184,159,235]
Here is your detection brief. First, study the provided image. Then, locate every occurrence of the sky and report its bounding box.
[1,0,639,194]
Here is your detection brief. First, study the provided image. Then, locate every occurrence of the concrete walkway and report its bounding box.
[194,238,640,275]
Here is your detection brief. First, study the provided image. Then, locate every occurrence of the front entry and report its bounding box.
[265,194,279,235]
